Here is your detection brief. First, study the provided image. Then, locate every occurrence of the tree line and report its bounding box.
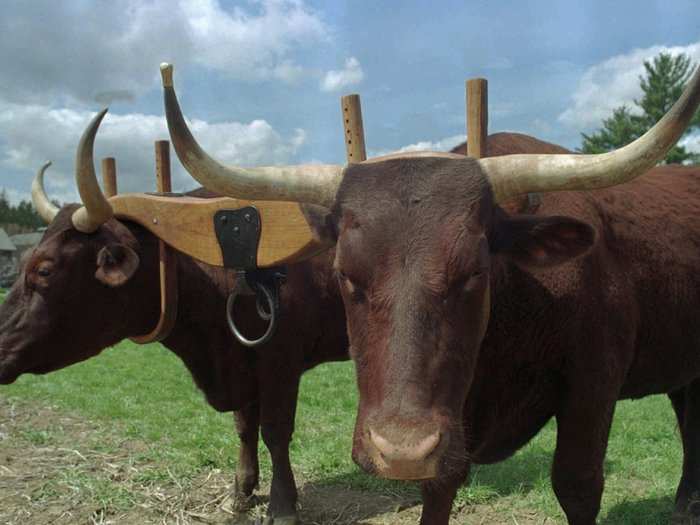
[0,191,45,233]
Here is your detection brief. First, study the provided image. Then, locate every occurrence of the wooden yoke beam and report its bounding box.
[110,195,328,268]
[341,94,367,163]
[466,78,488,158]
[130,141,179,344]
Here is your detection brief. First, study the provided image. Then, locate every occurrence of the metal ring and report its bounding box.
[226,283,277,347]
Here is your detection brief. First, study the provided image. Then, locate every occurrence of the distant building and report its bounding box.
[0,228,17,287]
[10,230,44,261]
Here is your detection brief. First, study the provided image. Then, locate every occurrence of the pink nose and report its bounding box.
[367,426,442,480]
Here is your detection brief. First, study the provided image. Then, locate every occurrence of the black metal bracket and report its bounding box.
[214,206,261,270]
[214,206,288,347]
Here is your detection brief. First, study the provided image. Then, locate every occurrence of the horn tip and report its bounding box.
[94,108,109,125]
[160,63,174,87]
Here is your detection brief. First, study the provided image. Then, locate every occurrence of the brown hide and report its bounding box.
[332,149,700,524]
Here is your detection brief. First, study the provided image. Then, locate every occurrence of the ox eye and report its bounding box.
[33,261,54,279]
[337,270,366,303]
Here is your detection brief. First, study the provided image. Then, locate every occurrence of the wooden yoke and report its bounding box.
[129,141,179,344]
[109,195,328,268]
[466,78,488,158]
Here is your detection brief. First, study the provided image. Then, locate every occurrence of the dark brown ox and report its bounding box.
[164,60,700,524]
[0,157,348,524]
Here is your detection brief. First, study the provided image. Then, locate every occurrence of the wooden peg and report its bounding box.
[341,94,367,163]
[466,78,488,158]
[101,157,117,197]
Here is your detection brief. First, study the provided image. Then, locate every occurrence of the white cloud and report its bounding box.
[182,0,329,80]
[0,103,306,204]
[0,0,329,106]
[320,57,365,92]
[369,134,466,157]
[558,42,700,131]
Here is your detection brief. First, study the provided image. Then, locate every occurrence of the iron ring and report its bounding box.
[226,282,277,347]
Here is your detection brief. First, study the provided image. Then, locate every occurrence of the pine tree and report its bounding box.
[580,52,700,164]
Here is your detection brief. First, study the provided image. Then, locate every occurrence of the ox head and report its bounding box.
[0,111,159,385]
[161,63,700,482]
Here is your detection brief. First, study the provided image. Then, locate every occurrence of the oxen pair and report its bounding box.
[2,61,700,525]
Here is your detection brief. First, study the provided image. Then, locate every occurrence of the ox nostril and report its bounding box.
[368,427,441,462]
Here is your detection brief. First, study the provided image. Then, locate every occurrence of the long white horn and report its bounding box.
[71,109,114,233]
[481,66,700,203]
[160,63,343,208]
[31,161,59,223]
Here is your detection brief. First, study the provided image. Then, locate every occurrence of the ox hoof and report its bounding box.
[232,492,260,513]
[262,515,300,525]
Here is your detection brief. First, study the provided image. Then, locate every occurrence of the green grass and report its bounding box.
[1,338,683,523]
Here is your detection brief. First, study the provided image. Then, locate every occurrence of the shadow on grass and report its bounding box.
[600,495,675,525]
[297,445,580,517]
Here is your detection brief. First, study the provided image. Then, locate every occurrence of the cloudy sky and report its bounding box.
[1,0,699,204]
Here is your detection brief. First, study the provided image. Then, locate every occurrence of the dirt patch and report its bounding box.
[0,397,554,524]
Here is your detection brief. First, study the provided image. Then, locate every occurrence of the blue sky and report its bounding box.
[0,0,698,204]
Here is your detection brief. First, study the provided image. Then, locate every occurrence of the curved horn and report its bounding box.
[481,66,700,203]
[31,161,59,223]
[160,63,343,208]
[71,109,114,233]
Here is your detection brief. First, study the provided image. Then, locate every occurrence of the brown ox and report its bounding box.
[164,60,700,525]
[0,148,347,524]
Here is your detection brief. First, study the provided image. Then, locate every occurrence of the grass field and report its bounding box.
[0,337,685,524]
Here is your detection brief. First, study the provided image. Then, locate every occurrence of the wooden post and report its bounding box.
[466,78,488,158]
[101,157,118,197]
[341,94,367,163]
[130,140,178,344]
[154,140,172,192]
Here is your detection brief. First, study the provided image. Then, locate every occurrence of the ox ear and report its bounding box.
[490,215,595,268]
[95,243,140,287]
[301,203,338,243]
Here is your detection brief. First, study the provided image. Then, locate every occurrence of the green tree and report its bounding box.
[580,52,700,164]
[0,189,45,231]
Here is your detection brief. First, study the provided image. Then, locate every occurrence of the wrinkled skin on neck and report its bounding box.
[331,157,594,484]
[0,205,161,384]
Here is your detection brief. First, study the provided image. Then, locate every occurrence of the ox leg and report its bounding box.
[670,380,700,519]
[232,402,260,512]
[551,397,615,525]
[419,478,463,525]
[259,369,301,525]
